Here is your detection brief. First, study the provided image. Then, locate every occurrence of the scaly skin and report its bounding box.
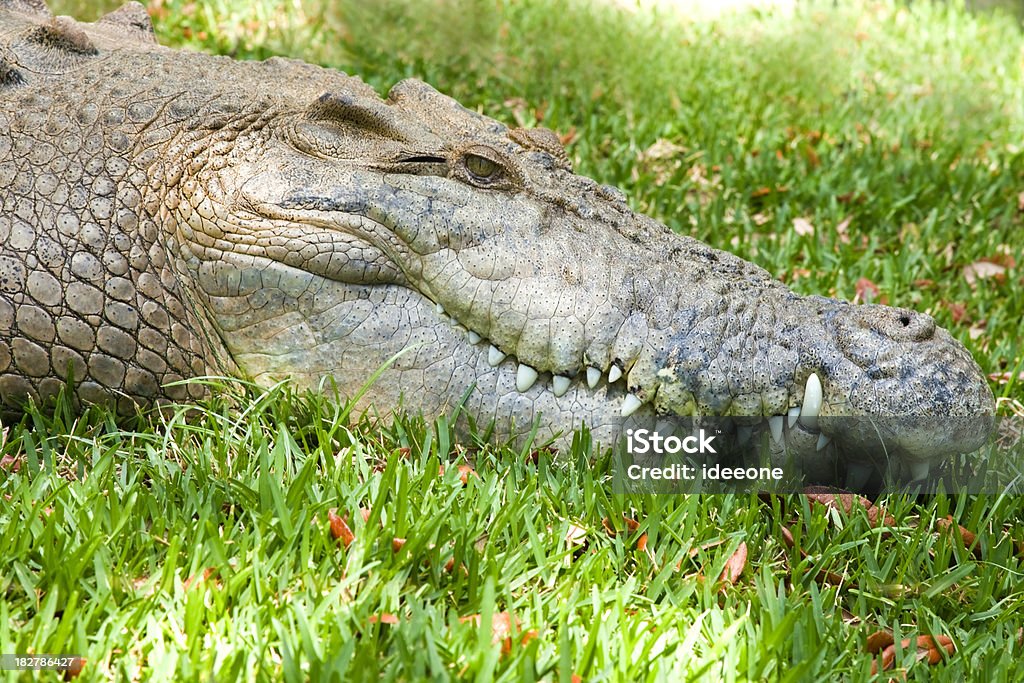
[0,2,995,484]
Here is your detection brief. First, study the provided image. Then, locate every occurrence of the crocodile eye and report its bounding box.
[463,152,503,183]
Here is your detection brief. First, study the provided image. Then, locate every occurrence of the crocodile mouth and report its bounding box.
[235,201,993,487]
[422,296,847,459]
[422,300,993,488]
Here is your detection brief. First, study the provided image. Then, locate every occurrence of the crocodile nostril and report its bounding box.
[900,310,936,342]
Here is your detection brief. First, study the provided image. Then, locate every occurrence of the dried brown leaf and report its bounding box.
[750,184,790,199]
[63,658,86,681]
[935,516,980,558]
[853,277,881,305]
[835,216,852,244]
[460,611,523,655]
[804,489,895,527]
[779,524,796,549]
[457,464,476,485]
[871,644,897,675]
[866,630,895,654]
[986,250,1016,269]
[603,516,648,550]
[328,509,355,548]
[963,260,1006,288]
[718,541,748,586]
[183,567,219,591]
[369,613,400,625]
[442,558,468,575]
[946,301,969,324]
[802,144,820,168]
[870,635,955,674]
[792,217,815,236]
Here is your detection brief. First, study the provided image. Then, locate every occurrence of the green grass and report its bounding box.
[5,0,1024,680]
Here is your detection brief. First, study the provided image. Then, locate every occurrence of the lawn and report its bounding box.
[3,0,1024,680]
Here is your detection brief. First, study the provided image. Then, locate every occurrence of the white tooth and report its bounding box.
[552,375,571,397]
[516,364,539,392]
[816,433,831,451]
[845,463,873,491]
[487,345,506,367]
[799,373,823,431]
[468,331,482,344]
[435,303,445,315]
[620,394,643,417]
[736,425,752,446]
[586,366,601,389]
[909,461,930,480]
[608,365,623,383]
[787,406,801,429]
[768,416,784,444]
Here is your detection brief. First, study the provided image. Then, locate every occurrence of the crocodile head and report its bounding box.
[168,77,994,484]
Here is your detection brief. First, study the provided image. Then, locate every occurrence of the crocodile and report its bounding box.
[0,1,995,487]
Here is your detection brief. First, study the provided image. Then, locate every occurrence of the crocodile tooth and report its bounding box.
[608,365,623,383]
[586,366,601,389]
[467,331,482,344]
[845,463,873,492]
[487,345,506,367]
[552,375,571,397]
[909,461,930,481]
[620,394,643,417]
[816,433,831,451]
[787,406,801,429]
[516,364,539,392]
[768,416,784,444]
[798,373,823,431]
[435,303,445,315]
